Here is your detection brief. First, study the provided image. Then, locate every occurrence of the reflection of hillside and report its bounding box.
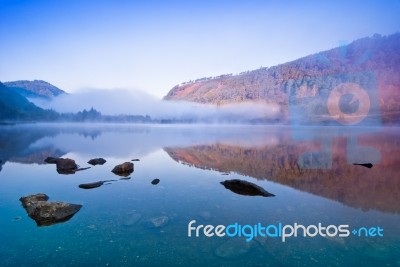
[165,129,400,214]
[0,125,103,168]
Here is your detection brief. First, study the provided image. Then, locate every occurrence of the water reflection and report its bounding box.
[1,123,399,215]
[165,127,400,214]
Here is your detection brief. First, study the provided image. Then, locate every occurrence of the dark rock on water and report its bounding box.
[149,215,169,228]
[151,178,160,185]
[44,157,61,164]
[79,181,105,189]
[131,159,140,162]
[353,163,373,168]
[112,162,134,177]
[78,180,116,189]
[45,157,89,174]
[56,158,78,174]
[119,177,131,180]
[19,193,82,227]
[87,158,106,166]
[220,179,275,197]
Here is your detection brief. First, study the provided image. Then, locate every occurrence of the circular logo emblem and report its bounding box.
[327,83,370,125]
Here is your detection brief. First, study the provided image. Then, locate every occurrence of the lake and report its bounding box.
[0,123,399,266]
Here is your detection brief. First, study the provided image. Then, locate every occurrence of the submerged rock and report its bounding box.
[56,158,78,174]
[149,215,169,228]
[151,178,160,185]
[215,238,254,259]
[353,163,373,168]
[123,212,142,227]
[13,216,22,221]
[220,179,275,197]
[19,193,82,227]
[199,211,211,220]
[112,162,134,177]
[87,158,107,166]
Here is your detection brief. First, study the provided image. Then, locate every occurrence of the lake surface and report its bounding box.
[0,123,399,267]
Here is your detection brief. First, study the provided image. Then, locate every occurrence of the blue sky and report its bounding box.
[1,0,399,98]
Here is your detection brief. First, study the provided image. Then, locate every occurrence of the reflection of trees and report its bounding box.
[165,130,400,214]
[0,125,106,167]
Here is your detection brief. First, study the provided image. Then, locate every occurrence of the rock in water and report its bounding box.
[123,212,142,227]
[56,158,78,174]
[220,179,275,197]
[79,181,105,189]
[353,163,373,168]
[151,178,160,185]
[78,180,116,189]
[87,158,107,166]
[44,157,61,164]
[112,162,134,177]
[131,159,140,162]
[149,215,169,228]
[19,193,82,227]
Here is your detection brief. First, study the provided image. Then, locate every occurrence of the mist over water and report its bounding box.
[32,88,280,121]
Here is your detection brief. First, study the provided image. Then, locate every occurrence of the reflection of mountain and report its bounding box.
[165,128,400,214]
[0,126,65,168]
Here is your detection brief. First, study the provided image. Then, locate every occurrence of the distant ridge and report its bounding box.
[0,81,57,121]
[4,80,66,99]
[164,33,400,124]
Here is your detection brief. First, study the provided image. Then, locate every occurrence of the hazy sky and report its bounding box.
[1,0,399,98]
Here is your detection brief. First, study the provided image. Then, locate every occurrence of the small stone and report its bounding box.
[112,162,134,177]
[149,215,169,228]
[56,158,78,174]
[151,178,160,185]
[123,212,142,227]
[87,158,106,166]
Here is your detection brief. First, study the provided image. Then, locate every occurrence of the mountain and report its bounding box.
[164,33,400,125]
[0,82,57,121]
[4,80,66,99]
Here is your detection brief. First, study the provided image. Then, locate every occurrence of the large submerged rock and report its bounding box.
[220,179,275,197]
[112,162,134,177]
[20,193,82,226]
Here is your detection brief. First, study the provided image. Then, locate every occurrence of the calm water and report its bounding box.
[0,123,399,267]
